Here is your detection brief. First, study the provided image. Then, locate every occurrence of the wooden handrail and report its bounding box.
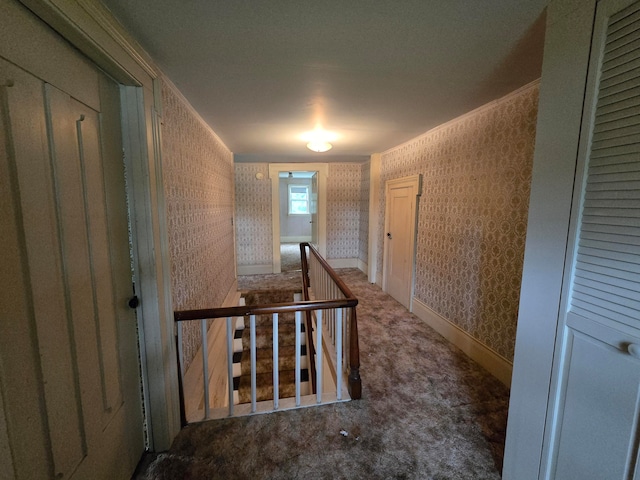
[300,243,357,301]
[174,298,357,322]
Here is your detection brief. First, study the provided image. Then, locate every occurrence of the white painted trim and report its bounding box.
[412,298,513,387]
[503,3,596,478]
[237,265,273,275]
[269,163,328,273]
[20,0,157,86]
[120,85,179,451]
[281,236,312,243]
[357,259,368,275]
[368,154,381,283]
[327,258,358,269]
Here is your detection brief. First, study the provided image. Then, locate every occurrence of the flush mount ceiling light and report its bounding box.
[306,141,332,153]
[301,128,336,153]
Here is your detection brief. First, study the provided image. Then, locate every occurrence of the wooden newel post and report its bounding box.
[348,307,362,399]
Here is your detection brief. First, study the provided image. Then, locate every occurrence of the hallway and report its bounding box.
[142,269,509,479]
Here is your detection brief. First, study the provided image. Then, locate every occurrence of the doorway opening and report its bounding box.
[279,171,315,272]
[269,163,328,273]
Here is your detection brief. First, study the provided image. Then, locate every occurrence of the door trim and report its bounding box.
[382,174,422,312]
[269,163,328,273]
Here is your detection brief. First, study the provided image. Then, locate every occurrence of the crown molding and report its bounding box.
[20,0,159,86]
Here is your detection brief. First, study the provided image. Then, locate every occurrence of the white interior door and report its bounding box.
[543,0,640,477]
[383,175,421,310]
[0,2,144,478]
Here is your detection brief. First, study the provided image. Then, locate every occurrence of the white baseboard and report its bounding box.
[327,258,358,269]
[280,236,312,243]
[357,259,368,274]
[412,298,513,387]
[237,264,272,275]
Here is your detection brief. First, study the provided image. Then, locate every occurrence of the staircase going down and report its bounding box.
[232,289,311,404]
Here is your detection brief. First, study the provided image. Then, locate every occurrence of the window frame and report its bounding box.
[288,184,310,215]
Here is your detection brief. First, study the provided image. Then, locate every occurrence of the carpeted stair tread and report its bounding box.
[242,289,301,306]
[235,288,312,405]
[243,311,299,328]
[240,345,307,374]
[236,369,310,403]
[240,323,306,350]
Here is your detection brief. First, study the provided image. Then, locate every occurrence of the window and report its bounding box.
[288,184,310,215]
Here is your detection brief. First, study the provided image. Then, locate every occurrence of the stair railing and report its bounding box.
[300,242,362,401]
[173,244,360,425]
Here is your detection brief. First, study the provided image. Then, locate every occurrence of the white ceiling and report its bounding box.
[101,0,547,162]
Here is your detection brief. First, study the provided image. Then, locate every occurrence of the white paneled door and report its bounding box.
[0,2,144,478]
[543,0,640,478]
[383,175,421,310]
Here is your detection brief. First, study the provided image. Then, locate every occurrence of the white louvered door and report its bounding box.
[543,1,640,478]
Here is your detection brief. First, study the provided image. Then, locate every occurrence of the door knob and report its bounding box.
[387,232,392,239]
[628,343,640,359]
[128,296,140,309]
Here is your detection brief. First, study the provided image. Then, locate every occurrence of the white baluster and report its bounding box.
[250,314,257,413]
[316,309,323,404]
[336,308,342,401]
[177,322,184,379]
[226,316,234,416]
[201,319,210,420]
[295,310,301,407]
[273,313,279,410]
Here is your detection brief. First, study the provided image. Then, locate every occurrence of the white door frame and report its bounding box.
[20,0,181,450]
[382,174,422,312]
[269,163,328,272]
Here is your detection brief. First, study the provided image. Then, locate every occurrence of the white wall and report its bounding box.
[503,0,597,477]
[279,177,312,241]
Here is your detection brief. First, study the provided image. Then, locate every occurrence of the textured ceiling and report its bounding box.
[101,0,547,162]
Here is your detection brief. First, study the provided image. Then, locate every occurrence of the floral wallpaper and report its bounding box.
[161,81,236,371]
[235,163,272,267]
[327,163,363,259]
[378,82,539,361]
[359,161,370,267]
[235,163,368,268]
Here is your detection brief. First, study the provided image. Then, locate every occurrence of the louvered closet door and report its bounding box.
[546,1,640,478]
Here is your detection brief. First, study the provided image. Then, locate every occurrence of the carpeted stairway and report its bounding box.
[233,289,310,404]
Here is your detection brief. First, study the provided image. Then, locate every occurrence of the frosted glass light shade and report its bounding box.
[306,141,332,152]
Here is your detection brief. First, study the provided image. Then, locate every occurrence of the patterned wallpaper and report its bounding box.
[327,163,363,259]
[235,163,273,267]
[378,83,539,361]
[359,161,370,266]
[235,163,368,267]
[161,81,236,371]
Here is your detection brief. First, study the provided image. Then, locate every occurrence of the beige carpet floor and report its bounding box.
[142,269,510,480]
[280,242,301,272]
